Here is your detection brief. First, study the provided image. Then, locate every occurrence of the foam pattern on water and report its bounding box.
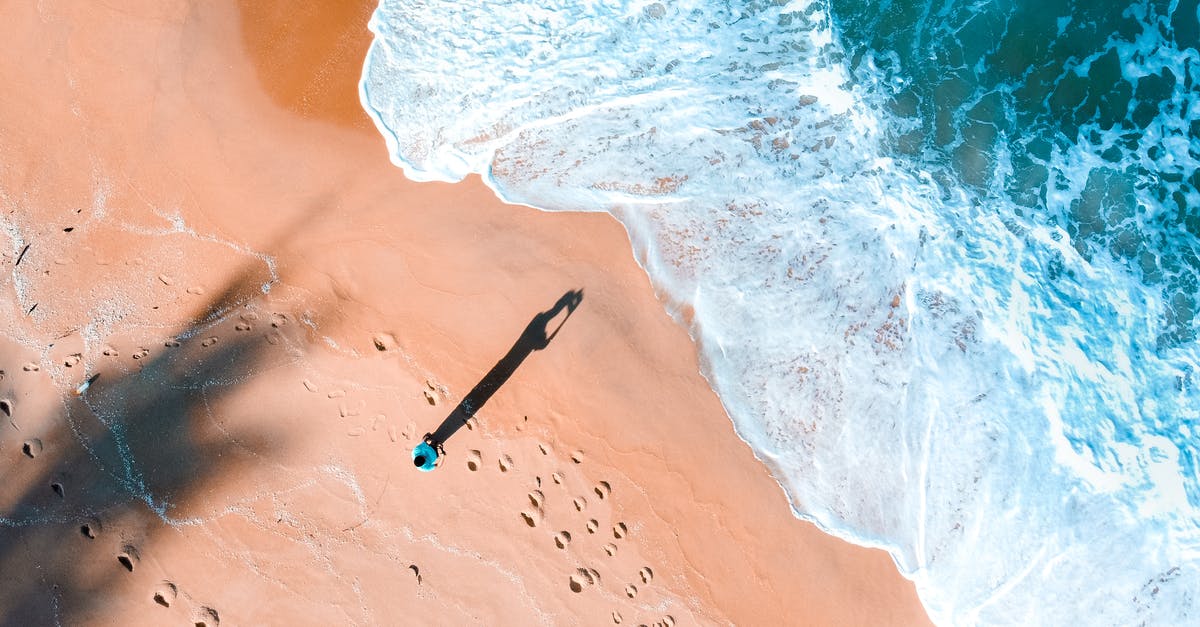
[361,0,1199,623]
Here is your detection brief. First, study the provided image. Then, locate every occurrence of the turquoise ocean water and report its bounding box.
[360,1,1199,623]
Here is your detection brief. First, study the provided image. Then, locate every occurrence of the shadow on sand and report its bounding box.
[427,290,584,451]
[0,255,312,625]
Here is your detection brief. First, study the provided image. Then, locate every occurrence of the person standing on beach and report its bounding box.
[410,290,583,472]
[412,434,444,472]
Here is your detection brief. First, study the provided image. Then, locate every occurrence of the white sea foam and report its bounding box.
[361,0,1199,623]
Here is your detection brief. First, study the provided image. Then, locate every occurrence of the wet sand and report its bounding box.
[0,1,931,624]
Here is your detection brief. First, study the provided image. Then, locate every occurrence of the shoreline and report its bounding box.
[0,1,932,624]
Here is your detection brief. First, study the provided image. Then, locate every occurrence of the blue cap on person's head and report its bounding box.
[412,441,438,472]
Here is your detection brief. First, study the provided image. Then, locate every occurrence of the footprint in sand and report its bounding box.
[612,610,622,624]
[586,519,599,534]
[201,337,218,348]
[22,363,40,372]
[80,520,100,539]
[408,564,422,585]
[0,399,11,417]
[520,510,542,528]
[614,522,628,539]
[186,286,205,296]
[270,313,288,328]
[466,450,482,472]
[303,379,318,393]
[50,482,64,498]
[570,450,584,464]
[498,455,514,473]
[194,607,220,627]
[521,490,545,528]
[22,439,43,459]
[568,567,600,593]
[163,339,181,348]
[594,481,612,500]
[234,322,252,332]
[117,545,139,572]
[553,531,572,549]
[639,567,654,584]
[372,333,397,352]
[573,496,587,512]
[153,581,178,607]
[661,615,676,626]
[102,346,119,357]
[131,347,150,360]
[537,443,549,455]
[624,583,638,599]
[64,353,81,367]
[551,472,563,485]
[327,390,345,399]
[422,389,439,406]
[603,543,618,557]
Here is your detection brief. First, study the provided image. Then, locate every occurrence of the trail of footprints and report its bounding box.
[71,522,221,625]
[297,355,463,444]
[486,443,663,622]
[8,319,414,622]
[5,312,282,626]
[298,382,403,444]
[93,310,289,369]
[11,330,669,622]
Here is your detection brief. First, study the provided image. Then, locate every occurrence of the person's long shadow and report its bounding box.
[429,290,584,448]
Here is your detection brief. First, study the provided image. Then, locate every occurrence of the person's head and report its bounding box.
[413,455,427,467]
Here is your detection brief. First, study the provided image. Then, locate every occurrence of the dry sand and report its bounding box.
[0,1,932,624]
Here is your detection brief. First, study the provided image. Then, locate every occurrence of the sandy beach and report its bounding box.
[0,1,931,624]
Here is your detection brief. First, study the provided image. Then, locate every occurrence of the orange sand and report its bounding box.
[0,1,932,625]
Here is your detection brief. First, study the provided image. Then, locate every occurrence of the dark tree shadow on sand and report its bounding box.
[0,247,318,625]
[428,290,584,450]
